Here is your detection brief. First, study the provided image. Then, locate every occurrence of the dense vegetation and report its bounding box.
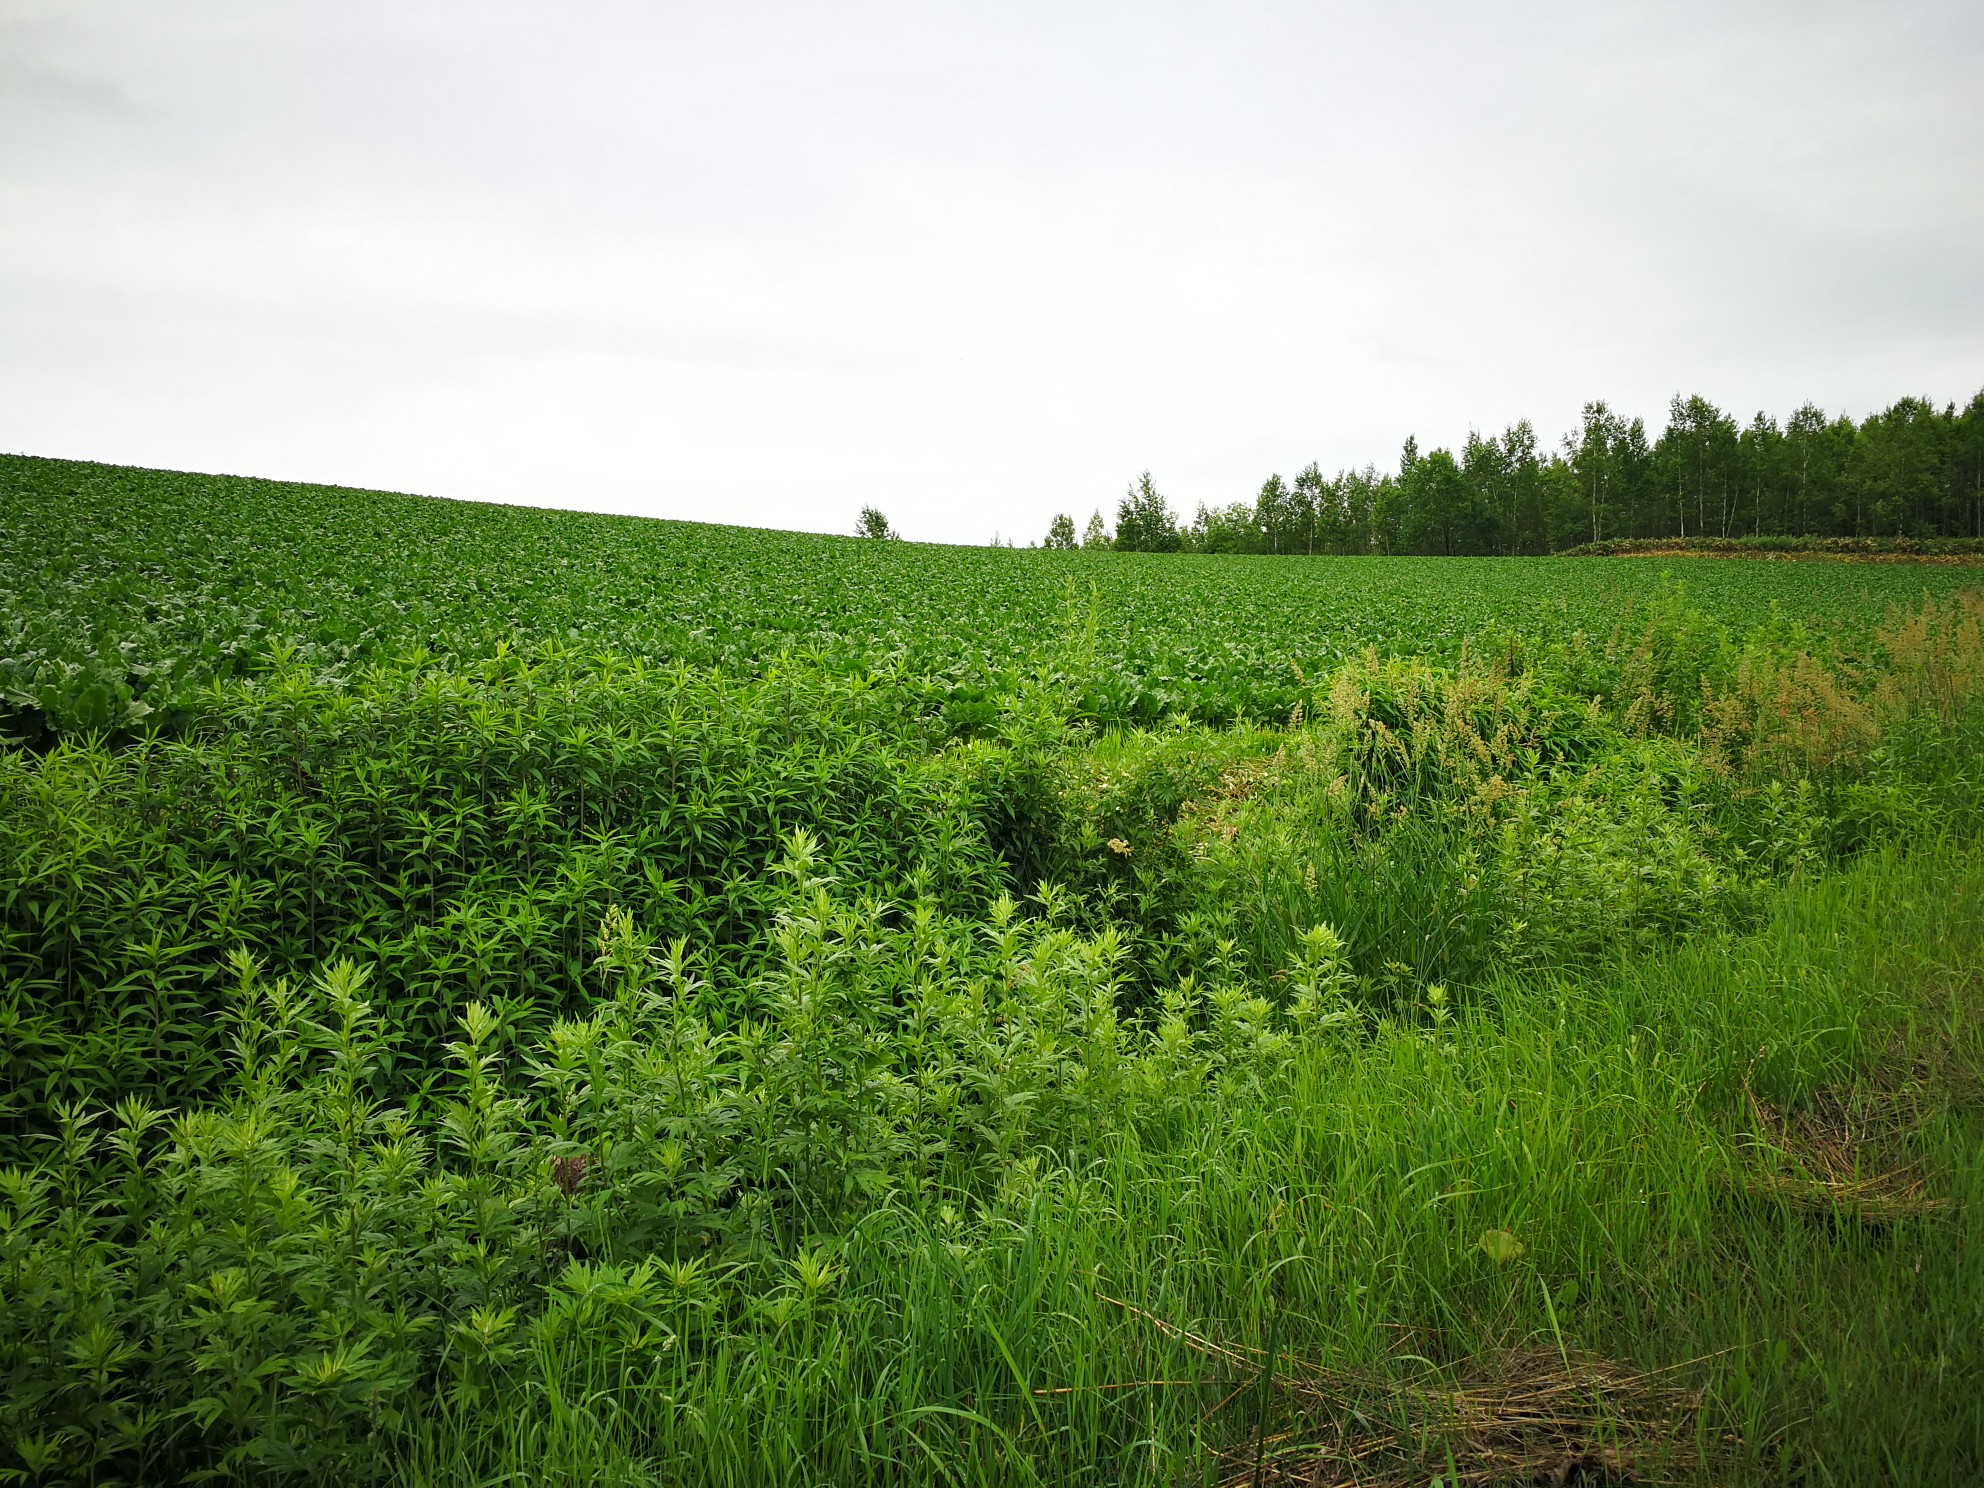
[1561,534,1984,560]
[1046,388,1984,556]
[4,456,1983,1485]
[7,454,1981,742]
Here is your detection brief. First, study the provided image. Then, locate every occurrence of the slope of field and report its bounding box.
[6,453,1979,737]
[3,454,1982,1486]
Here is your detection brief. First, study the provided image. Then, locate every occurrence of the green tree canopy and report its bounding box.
[1114,472,1180,552]
[855,506,899,540]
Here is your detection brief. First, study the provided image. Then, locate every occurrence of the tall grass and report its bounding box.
[387,840,1983,1486]
[3,587,1981,1484]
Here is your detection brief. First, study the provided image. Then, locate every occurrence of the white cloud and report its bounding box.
[2,0,1979,542]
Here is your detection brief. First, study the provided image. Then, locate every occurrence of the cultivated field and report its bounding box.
[8,454,1980,737]
[3,456,1982,1485]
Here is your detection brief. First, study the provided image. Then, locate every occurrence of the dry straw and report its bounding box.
[1742,1087,1949,1224]
[1074,1297,1712,1488]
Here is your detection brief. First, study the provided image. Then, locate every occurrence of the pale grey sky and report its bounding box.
[3,1,1979,542]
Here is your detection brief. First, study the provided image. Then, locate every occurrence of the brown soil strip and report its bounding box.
[1605,550,1984,565]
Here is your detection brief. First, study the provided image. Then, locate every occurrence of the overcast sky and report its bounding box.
[3,2,1980,543]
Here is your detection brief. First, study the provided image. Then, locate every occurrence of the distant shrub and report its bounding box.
[854,506,899,540]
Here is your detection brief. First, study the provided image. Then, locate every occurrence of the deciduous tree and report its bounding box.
[1115,472,1180,552]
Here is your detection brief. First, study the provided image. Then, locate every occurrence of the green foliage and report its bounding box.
[0,650,1008,1142]
[1170,386,1984,556]
[1563,534,1984,557]
[5,454,1977,741]
[854,506,898,541]
[3,458,1983,1484]
[1113,472,1179,553]
[8,845,1982,1485]
[0,832,1301,1483]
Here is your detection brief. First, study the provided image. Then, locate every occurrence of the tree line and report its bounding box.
[1036,389,1984,555]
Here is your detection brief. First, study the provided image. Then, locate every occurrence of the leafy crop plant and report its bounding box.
[2,455,1981,1485]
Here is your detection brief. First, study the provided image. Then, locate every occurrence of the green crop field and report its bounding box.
[6,454,1978,739]
[3,455,1982,1486]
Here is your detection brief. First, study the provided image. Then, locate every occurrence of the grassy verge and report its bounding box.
[4,587,1981,1486]
[388,837,1981,1487]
